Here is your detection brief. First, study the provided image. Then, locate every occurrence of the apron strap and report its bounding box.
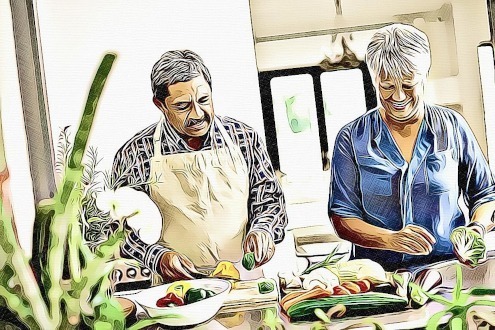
[214,117,236,150]
[153,116,165,157]
[214,117,245,166]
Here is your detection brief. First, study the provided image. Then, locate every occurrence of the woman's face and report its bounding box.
[377,71,425,123]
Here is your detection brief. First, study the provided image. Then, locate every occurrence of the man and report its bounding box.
[328,24,495,271]
[111,50,287,281]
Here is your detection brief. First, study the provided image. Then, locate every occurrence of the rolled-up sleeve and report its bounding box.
[246,130,288,244]
[120,230,169,273]
[328,126,364,219]
[456,115,495,216]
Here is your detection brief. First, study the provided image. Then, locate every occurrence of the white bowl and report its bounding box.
[132,278,231,327]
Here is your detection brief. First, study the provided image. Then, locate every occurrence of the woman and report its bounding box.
[328,23,495,271]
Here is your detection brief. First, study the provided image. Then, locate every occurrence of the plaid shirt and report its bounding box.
[111,115,288,272]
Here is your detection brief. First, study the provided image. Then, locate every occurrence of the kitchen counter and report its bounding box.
[132,301,448,330]
[125,255,495,329]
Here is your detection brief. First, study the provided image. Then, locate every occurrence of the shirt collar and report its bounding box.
[161,116,215,150]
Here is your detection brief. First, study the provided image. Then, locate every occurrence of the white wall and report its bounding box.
[250,0,492,154]
[0,1,36,255]
[1,0,263,254]
[36,0,264,171]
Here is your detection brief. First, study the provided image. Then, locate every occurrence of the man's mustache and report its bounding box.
[186,115,210,127]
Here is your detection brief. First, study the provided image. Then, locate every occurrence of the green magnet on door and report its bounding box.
[285,95,311,133]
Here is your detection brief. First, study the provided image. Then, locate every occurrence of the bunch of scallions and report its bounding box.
[0,53,132,330]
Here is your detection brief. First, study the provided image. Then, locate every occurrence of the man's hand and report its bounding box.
[243,230,275,267]
[159,251,203,283]
[387,224,436,255]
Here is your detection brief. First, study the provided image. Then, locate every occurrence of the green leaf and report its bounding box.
[468,288,495,296]
[453,264,463,303]
[408,282,451,306]
[127,314,182,330]
[426,310,449,330]
[314,308,331,324]
[302,245,341,275]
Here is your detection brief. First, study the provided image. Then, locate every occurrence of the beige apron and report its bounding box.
[150,117,263,279]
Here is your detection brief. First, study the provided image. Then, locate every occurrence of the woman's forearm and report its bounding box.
[470,200,495,232]
[330,214,394,250]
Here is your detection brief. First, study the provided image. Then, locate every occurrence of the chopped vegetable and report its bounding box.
[409,269,441,306]
[156,293,184,308]
[210,261,240,280]
[450,226,486,267]
[166,281,192,299]
[258,281,275,294]
[281,287,332,312]
[301,268,339,291]
[326,259,390,285]
[287,293,408,321]
[354,280,372,293]
[341,282,361,294]
[279,271,303,290]
[314,308,331,323]
[183,288,214,304]
[332,285,351,296]
[242,252,256,270]
[392,271,413,300]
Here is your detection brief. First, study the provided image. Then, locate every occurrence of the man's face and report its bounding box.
[377,71,425,123]
[157,75,214,137]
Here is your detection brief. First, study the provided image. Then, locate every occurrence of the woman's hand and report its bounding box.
[387,224,436,255]
[451,225,487,268]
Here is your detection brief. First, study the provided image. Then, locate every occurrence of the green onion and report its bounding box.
[301,245,344,275]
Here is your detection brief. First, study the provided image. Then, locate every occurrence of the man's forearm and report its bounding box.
[121,230,169,273]
[331,214,394,250]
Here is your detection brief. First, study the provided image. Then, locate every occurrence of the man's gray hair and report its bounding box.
[151,50,212,100]
[366,24,431,81]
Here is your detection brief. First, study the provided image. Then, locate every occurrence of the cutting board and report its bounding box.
[220,278,279,313]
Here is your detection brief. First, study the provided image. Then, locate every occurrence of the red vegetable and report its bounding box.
[333,285,351,295]
[156,292,185,307]
[354,280,372,293]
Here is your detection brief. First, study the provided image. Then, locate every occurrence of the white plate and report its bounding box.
[131,278,231,327]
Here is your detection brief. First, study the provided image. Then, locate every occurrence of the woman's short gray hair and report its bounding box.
[151,50,212,100]
[366,24,431,80]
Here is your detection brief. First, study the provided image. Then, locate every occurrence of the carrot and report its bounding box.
[341,282,361,294]
[280,287,332,312]
[333,285,351,295]
[354,280,372,293]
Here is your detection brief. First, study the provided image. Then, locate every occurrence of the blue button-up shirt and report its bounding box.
[329,104,495,270]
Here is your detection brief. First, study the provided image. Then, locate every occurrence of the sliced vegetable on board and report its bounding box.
[280,287,333,312]
[286,293,408,321]
[258,280,275,294]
